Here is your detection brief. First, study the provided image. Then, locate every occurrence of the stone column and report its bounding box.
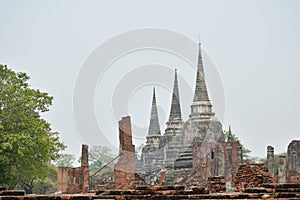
[267,146,274,176]
[278,155,286,183]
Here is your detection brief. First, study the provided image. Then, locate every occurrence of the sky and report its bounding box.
[0,0,300,161]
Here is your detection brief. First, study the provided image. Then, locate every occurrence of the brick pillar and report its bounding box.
[225,144,233,191]
[114,116,135,189]
[80,144,89,193]
[81,144,89,168]
[57,145,89,194]
[278,155,286,183]
[267,146,274,176]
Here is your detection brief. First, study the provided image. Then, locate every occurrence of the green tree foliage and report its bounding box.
[0,65,65,192]
[88,146,115,189]
[55,153,75,167]
[31,164,57,194]
[223,129,251,159]
[89,146,115,172]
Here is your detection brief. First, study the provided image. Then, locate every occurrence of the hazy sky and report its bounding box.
[1,0,300,161]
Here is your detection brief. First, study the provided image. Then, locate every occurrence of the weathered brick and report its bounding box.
[57,144,89,193]
[114,116,136,190]
[287,140,300,183]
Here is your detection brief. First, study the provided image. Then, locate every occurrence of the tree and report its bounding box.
[0,65,65,193]
[31,164,58,194]
[89,146,115,172]
[223,129,251,159]
[55,153,75,167]
[87,146,115,189]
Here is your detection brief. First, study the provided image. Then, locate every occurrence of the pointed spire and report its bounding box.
[148,87,161,135]
[228,125,234,142]
[168,69,182,121]
[193,43,210,102]
[189,42,214,120]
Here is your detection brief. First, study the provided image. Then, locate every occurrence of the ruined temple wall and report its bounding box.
[57,167,88,193]
[192,141,241,187]
[192,142,220,183]
[287,140,300,183]
[57,144,89,193]
[234,163,273,191]
[57,167,69,193]
[114,116,135,189]
[225,141,242,189]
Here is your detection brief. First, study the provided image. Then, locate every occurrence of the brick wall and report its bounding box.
[114,116,135,189]
[234,163,273,191]
[192,140,241,189]
[57,144,89,193]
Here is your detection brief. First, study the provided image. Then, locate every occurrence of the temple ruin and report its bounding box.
[2,43,300,199]
[57,144,89,193]
[109,43,300,198]
[114,116,136,189]
[264,140,300,185]
[287,140,300,183]
[136,43,242,190]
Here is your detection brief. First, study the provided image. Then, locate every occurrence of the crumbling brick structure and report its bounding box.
[114,116,136,189]
[192,137,242,189]
[264,140,300,184]
[234,163,273,191]
[207,176,226,193]
[3,183,300,199]
[57,144,89,193]
[287,140,300,183]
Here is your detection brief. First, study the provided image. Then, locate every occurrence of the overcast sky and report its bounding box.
[1,1,300,161]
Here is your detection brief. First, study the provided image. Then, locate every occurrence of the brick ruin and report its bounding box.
[234,163,273,191]
[114,116,136,189]
[287,140,300,183]
[57,144,89,193]
[265,140,300,184]
[53,43,300,199]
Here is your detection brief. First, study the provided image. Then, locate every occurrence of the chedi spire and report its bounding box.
[148,87,161,136]
[168,69,182,121]
[193,43,210,102]
[189,43,214,120]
